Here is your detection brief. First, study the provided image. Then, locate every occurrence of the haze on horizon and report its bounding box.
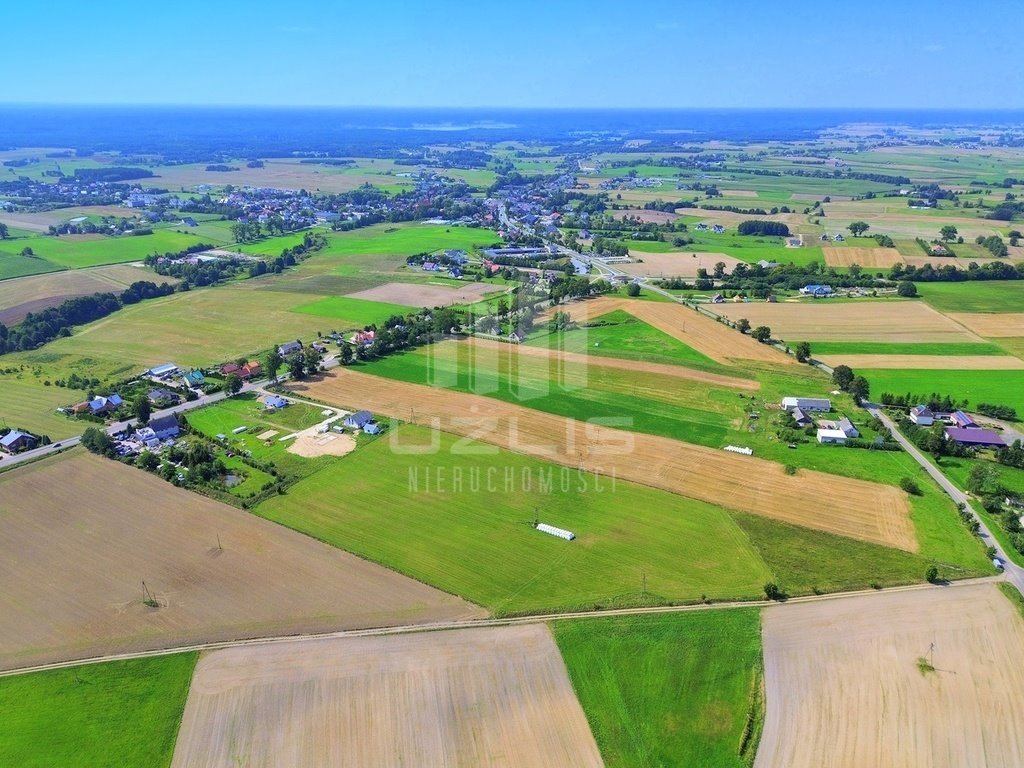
[6,0,1023,111]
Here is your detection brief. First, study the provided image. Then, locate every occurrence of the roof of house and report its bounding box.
[184,370,204,384]
[837,417,859,436]
[0,430,32,447]
[278,341,302,354]
[782,396,831,409]
[264,395,288,408]
[803,284,833,293]
[791,407,810,422]
[148,414,179,433]
[911,404,933,416]
[946,427,1003,446]
[951,410,975,427]
[344,410,373,425]
[817,428,848,440]
[148,363,178,376]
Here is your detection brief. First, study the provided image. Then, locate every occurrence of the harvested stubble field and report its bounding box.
[756,584,1024,768]
[621,250,744,278]
[293,369,915,549]
[822,245,903,268]
[815,353,1024,370]
[171,625,602,768]
[0,263,169,325]
[345,279,498,307]
[466,336,758,390]
[0,451,483,669]
[544,296,793,365]
[947,312,1024,338]
[708,300,982,343]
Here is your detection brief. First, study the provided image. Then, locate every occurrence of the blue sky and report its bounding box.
[6,0,1023,108]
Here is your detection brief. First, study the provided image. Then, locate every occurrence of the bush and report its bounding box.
[899,477,922,496]
[925,565,939,583]
[763,582,784,600]
[784,464,797,475]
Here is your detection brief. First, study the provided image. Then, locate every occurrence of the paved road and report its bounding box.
[0,574,1003,679]
[0,379,265,472]
[869,406,1024,593]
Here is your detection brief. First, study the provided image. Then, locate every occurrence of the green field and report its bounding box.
[0,653,197,768]
[554,610,763,768]
[0,250,64,280]
[293,295,413,326]
[918,281,1024,314]
[364,342,742,448]
[862,368,1024,418]
[809,340,1009,356]
[615,235,826,269]
[14,230,212,269]
[0,378,83,441]
[256,425,772,614]
[527,309,734,373]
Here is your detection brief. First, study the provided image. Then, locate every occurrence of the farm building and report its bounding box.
[782,397,831,412]
[950,411,976,429]
[799,284,833,297]
[945,428,1004,449]
[278,340,303,356]
[146,362,179,379]
[536,523,576,541]
[817,428,848,445]
[0,430,38,454]
[344,410,374,429]
[791,407,813,427]
[909,405,934,426]
[148,414,181,440]
[263,395,288,410]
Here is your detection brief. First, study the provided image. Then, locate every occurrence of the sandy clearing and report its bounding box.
[255,429,278,441]
[756,584,1024,768]
[822,246,904,268]
[286,428,357,458]
[620,250,745,278]
[292,369,915,550]
[542,296,794,365]
[707,301,982,343]
[466,336,759,390]
[816,353,1024,370]
[947,312,1024,338]
[344,280,498,307]
[610,209,680,224]
[0,451,484,670]
[171,624,603,768]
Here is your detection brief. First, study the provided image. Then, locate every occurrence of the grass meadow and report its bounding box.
[16,230,211,269]
[255,425,773,614]
[554,610,763,768]
[808,340,1008,356]
[0,250,64,280]
[0,653,197,768]
[862,368,1024,417]
[918,281,1024,314]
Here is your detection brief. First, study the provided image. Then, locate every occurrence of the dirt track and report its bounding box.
[466,336,759,390]
[545,296,793,365]
[0,452,484,670]
[756,584,1024,768]
[293,369,916,550]
[816,353,1024,370]
[708,301,981,343]
[171,624,602,768]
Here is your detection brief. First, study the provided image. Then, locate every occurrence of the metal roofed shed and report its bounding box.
[535,523,576,541]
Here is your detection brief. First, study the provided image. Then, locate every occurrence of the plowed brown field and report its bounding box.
[708,301,981,343]
[0,451,484,670]
[293,369,915,550]
[756,584,1024,768]
[171,625,603,768]
[822,246,903,268]
[620,251,745,279]
[543,296,793,365]
[948,312,1024,338]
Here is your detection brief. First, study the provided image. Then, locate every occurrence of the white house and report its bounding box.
[817,428,848,445]
[909,405,934,426]
[782,397,831,412]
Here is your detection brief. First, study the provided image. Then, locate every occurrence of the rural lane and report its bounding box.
[0,574,1005,679]
[869,406,1024,594]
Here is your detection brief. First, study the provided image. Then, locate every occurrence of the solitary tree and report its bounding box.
[832,364,855,390]
[795,341,812,363]
[339,344,354,365]
[751,325,772,343]
[736,318,751,334]
[925,565,939,583]
[132,394,151,424]
[0,222,8,239]
[848,221,870,236]
[626,282,641,297]
[224,373,243,395]
[940,225,958,242]
[897,281,918,297]
[850,375,870,403]
[264,349,283,380]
